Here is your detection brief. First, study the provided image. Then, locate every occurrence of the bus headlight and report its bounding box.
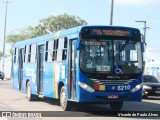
[78,81,95,93]
[131,84,142,93]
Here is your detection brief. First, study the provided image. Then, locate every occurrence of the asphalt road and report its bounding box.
[0,80,160,120]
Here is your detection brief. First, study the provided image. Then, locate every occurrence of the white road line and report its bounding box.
[0,104,7,108]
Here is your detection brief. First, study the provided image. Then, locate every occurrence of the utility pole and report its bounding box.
[2,1,11,73]
[135,20,149,71]
[110,0,114,25]
[135,20,149,45]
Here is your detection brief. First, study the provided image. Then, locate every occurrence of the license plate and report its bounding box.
[108,95,118,99]
[155,91,160,94]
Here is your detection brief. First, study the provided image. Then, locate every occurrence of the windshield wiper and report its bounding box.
[120,41,129,52]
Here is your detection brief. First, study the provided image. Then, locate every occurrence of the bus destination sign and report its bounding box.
[83,41,107,46]
[91,29,131,37]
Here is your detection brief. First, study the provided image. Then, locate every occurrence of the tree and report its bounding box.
[6,13,88,42]
[0,51,3,57]
[39,13,88,31]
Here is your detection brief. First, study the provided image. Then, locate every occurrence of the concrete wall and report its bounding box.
[0,56,12,79]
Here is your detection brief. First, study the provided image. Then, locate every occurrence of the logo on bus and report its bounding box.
[114,65,122,74]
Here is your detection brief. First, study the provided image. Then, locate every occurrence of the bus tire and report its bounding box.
[26,81,34,101]
[60,86,72,111]
[110,101,123,111]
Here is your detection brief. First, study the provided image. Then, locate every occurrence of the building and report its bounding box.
[0,43,13,79]
[144,47,160,79]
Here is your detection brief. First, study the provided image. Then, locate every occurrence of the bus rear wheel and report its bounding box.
[60,86,72,111]
[26,81,34,101]
[110,101,123,111]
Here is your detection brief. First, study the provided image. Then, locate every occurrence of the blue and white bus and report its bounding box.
[12,26,144,111]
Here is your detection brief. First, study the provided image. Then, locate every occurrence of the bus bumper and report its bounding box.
[78,87,142,103]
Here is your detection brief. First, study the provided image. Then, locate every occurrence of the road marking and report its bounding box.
[0,103,7,108]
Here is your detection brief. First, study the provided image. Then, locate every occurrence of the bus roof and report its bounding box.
[14,26,83,47]
[14,25,140,47]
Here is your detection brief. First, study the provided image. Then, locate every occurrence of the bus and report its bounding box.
[12,25,144,111]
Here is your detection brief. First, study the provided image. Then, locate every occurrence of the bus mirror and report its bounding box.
[141,34,145,43]
[141,34,147,46]
[76,40,80,50]
[141,43,145,52]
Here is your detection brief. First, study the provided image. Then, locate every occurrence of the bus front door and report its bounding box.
[18,48,24,91]
[37,45,44,95]
[68,40,77,100]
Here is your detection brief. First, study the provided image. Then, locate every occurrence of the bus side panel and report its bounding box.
[42,62,68,99]
[23,64,37,94]
[43,62,54,98]
[13,64,19,90]
[54,62,68,99]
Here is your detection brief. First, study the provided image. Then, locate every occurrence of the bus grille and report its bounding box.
[90,79,135,85]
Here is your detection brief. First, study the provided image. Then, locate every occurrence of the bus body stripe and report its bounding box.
[94,82,99,90]
[99,85,105,91]
[89,79,94,88]
[54,62,58,98]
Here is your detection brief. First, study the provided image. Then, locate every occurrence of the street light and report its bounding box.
[110,0,114,25]
[2,1,11,73]
[135,20,149,45]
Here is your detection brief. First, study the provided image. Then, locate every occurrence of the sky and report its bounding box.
[0,0,160,60]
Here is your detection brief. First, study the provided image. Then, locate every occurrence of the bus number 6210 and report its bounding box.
[118,85,130,91]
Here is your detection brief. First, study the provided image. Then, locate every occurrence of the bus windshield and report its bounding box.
[80,39,143,74]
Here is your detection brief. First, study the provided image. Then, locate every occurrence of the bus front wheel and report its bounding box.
[110,101,123,111]
[60,86,72,111]
[26,81,34,101]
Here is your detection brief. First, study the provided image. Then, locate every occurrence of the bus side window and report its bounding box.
[62,37,68,60]
[53,40,56,61]
[24,46,26,63]
[62,49,67,60]
[24,45,29,63]
[64,37,67,48]
[56,37,68,61]
[45,41,48,62]
[14,47,18,64]
[30,44,37,63]
[28,45,31,63]
[55,39,59,61]
[45,40,54,62]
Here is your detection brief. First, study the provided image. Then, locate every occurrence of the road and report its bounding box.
[0,80,160,120]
